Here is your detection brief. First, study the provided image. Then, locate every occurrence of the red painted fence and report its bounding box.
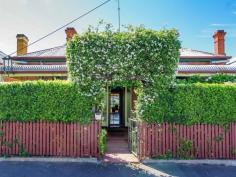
[0,121,101,157]
[138,123,236,160]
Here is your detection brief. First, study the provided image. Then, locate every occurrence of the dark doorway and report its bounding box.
[109,87,124,128]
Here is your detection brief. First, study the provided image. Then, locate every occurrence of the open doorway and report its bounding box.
[109,87,124,128]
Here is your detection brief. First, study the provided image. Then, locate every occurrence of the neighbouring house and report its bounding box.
[0,28,234,82]
[0,51,6,82]
[180,30,230,65]
[227,57,236,65]
[0,50,7,65]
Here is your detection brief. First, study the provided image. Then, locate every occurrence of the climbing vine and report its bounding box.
[66,24,181,120]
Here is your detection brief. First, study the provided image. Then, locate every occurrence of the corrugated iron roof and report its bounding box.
[1,65,236,75]
[178,65,236,73]
[15,45,66,58]
[227,58,236,65]
[12,45,228,59]
[0,65,67,72]
[180,48,216,57]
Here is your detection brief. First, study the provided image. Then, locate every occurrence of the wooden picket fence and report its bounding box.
[0,121,101,157]
[138,123,236,160]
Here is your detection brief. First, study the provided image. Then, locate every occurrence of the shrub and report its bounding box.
[154,150,173,159]
[232,148,236,157]
[177,139,193,159]
[0,81,97,123]
[147,83,236,125]
[98,129,107,156]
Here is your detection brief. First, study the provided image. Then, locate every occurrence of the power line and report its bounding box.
[6,0,112,57]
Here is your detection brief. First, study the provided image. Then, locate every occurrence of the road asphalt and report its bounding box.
[0,161,236,177]
[0,161,151,177]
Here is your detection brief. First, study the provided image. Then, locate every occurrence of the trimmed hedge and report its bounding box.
[1,81,235,125]
[149,83,236,125]
[0,81,94,123]
[177,74,236,84]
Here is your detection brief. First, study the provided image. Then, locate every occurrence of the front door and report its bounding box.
[109,88,123,127]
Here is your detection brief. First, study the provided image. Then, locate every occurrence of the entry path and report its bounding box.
[103,130,139,163]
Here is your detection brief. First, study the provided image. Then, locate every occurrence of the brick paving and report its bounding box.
[103,131,139,163]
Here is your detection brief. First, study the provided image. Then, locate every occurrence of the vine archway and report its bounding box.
[66,25,181,122]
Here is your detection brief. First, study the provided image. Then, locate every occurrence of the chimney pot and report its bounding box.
[213,30,226,56]
[16,34,29,56]
[65,27,77,41]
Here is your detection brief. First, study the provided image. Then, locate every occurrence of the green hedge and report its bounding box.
[1,81,235,125]
[0,81,94,123]
[177,74,236,84]
[146,83,236,125]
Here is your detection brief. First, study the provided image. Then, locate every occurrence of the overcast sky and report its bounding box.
[0,0,235,56]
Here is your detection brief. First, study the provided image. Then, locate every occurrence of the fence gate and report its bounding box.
[128,118,139,156]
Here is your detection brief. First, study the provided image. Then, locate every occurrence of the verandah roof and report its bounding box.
[1,65,236,76]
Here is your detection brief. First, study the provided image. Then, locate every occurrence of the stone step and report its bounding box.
[106,150,130,153]
[107,147,128,150]
[107,140,127,143]
[107,136,128,139]
[107,140,127,142]
[107,143,128,146]
[107,142,128,144]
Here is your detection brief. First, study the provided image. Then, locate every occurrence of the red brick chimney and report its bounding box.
[213,30,226,56]
[16,34,29,56]
[65,27,77,41]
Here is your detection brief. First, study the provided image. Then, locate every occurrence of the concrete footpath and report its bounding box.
[1,157,236,166]
[143,159,236,166]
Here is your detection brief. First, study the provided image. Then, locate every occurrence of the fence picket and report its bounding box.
[74,123,77,157]
[234,123,236,159]
[222,126,226,159]
[226,127,230,159]
[172,124,176,157]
